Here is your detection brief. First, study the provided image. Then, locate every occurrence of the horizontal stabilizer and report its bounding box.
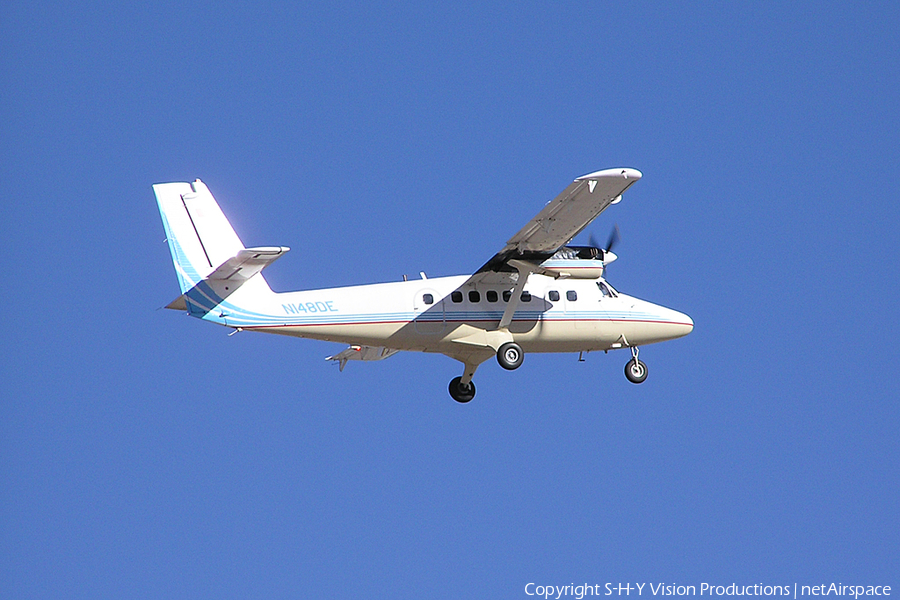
[164,246,288,313]
[207,246,290,281]
[327,345,399,371]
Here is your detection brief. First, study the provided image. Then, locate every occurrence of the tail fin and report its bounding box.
[153,179,288,321]
[153,179,247,293]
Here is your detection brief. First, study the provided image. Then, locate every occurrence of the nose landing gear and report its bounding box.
[624,346,648,384]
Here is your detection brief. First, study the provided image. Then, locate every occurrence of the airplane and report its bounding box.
[153,168,693,402]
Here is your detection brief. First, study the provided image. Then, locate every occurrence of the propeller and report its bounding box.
[590,224,620,262]
[605,224,620,255]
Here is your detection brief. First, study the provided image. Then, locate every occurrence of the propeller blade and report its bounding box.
[605,224,620,254]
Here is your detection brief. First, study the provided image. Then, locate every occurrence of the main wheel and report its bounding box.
[496,342,524,370]
[448,376,476,403]
[625,359,648,384]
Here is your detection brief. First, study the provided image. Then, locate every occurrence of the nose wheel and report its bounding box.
[624,347,648,384]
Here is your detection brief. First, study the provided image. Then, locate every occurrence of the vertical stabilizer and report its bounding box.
[154,180,283,325]
[153,179,245,293]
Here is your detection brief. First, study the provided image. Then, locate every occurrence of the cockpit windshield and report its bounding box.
[597,280,618,297]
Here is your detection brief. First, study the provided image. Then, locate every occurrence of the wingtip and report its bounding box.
[577,167,642,181]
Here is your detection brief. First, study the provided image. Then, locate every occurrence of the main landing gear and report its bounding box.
[449,343,525,403]
[449,360,481,403]
[449,344,649,401]
[624,346,648,384]
[448,376,476,403]
[496,342,524,371]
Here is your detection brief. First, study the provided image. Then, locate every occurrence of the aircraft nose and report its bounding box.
[631,301,694,344]
[672,310,694,338]
[652,306,693,340]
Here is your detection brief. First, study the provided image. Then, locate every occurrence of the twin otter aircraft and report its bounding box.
[154,168,692,402]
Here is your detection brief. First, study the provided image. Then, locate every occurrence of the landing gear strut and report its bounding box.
[624,347,648,384]
[448,376,476,403]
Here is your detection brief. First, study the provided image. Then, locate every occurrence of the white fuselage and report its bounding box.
[221,273,693,355]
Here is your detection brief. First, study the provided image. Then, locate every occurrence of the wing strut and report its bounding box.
[497,262,536,330]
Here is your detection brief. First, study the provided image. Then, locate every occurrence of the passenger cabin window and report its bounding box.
[451,291,463,303]
[567,290,577,301]
[468,290,480,303]
[423,293,434,305]
[548,290,560,302]
[521,291,532,302]
[486,290,498,303]
[502,290,511,302]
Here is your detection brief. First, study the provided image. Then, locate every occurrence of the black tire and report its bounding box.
[448,376,476,403]
[496,342,524,371]
[625,359,648,384]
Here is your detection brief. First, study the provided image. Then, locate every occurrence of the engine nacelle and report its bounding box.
[539,250,616,279]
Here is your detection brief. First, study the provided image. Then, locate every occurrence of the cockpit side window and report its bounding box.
[596,281,617,298]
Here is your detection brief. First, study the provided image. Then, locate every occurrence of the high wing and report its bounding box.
[456,168,642,331]
[471,168,642,281]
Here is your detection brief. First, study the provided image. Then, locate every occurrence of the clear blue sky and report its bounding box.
[2,1,898,598]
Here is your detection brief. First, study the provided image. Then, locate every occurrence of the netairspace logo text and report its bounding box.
[524,583,892,600]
